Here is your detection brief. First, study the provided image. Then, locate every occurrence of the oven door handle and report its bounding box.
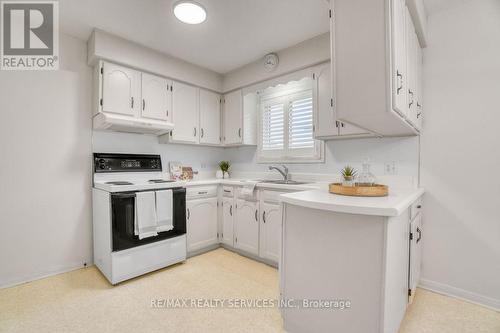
[112,193,136,198]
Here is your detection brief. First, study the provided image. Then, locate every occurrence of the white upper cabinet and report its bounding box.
[223,90,243,145]
[313,64,372,140]
[199,89,221,145]
[416,45,423,129]
[101,62,140,117]
[141,72,172,122]
[170,81,199,143]
[338,121,369,136]
[391,0,408,117]
[406,8,418,126]
[313,64,337,138]
[234,199,259,256]
[331,0,425,136]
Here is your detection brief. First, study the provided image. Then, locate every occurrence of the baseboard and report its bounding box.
[0,263,88,290]
[419,278,500,312]
[187,243,221,258]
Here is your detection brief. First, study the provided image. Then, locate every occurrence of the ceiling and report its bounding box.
[58,0,330,74]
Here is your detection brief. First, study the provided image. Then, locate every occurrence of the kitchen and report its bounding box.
[0,0,499,332]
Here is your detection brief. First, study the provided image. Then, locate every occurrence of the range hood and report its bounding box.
[93,112,174,135]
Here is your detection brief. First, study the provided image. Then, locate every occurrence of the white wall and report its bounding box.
[222,33,330,92]
[89,29,223,92]
[0,34,93,288]
[420,0,500,309]
[92,131,226,173]
[225,137,419,181]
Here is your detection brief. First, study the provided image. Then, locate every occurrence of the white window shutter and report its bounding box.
[288,95,314,150]
[262,102,284,151]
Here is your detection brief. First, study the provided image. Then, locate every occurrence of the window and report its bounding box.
[258,78,323,163]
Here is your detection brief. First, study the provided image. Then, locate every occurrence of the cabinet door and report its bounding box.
[141,73,172,122]
[259,202,282,263]
[406,8,418,124]
[221,197,234,246]
[391,0,408,117]
[101,62,140,117]
[313,64,338,138]
[339,122,368,136]
[408,214,422,303]
[199,89,221,145]
[171,81,199,143]
[234,199,259,255]
[415,44,423,130]
[186,197,218,252]
[223,90,243,145]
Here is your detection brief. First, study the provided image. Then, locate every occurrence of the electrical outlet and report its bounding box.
[200,163,207,169]
[384,161,397,175]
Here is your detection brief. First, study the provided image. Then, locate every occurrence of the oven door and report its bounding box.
[111,188,186,252]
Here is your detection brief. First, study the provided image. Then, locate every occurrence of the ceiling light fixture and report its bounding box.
[173,1,207,25]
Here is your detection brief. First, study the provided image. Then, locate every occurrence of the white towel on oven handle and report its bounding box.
[135,191,158,240]
[155,190,174,232]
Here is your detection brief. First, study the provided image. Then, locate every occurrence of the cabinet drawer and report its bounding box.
[222,186,234,197]
[261,190,288,203]
[186,185,218,199]
[410,197,423,220]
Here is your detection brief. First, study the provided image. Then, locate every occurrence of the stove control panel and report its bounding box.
[94,153,162,173]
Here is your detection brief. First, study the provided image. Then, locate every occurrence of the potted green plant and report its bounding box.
[341,165,357,187]
[218,161,231,179]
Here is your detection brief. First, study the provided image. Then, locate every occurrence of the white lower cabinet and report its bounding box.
[234,199,259,256]
[221,197,234,246]
[185,186,284,265]
[408,212,422,303]
[186,197,218,253]
[259,201,282,263]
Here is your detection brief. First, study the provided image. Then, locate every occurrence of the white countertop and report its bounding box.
[280,187,424,217]
[93,178,321,193]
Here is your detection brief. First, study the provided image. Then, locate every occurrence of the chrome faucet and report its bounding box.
[268,165,289,181]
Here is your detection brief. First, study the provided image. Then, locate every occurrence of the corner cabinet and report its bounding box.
[330,0,424,136]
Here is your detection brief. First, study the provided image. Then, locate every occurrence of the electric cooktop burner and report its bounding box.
[105,181,134,185]
[148,179,175,183]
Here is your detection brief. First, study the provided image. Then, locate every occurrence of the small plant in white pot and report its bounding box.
[217,161,231,179]
[341,166,357,187]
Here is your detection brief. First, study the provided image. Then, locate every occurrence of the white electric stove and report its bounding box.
[92,153,187,284]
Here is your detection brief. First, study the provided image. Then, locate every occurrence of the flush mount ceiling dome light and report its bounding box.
[173,1,207,24]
